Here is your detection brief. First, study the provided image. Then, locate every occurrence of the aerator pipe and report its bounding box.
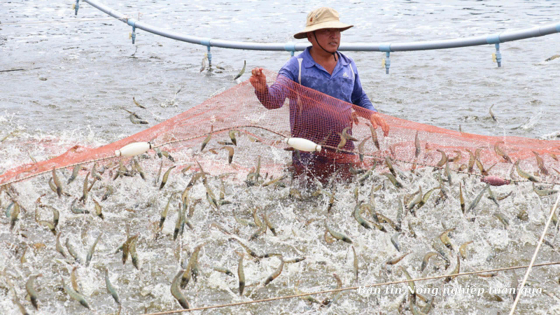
[83,0,559,53]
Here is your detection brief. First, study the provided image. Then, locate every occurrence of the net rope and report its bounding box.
[508,191,560,314]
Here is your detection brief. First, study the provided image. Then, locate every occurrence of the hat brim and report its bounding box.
[294,21,353,39]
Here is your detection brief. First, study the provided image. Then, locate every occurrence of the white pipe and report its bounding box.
[83,0,560,52]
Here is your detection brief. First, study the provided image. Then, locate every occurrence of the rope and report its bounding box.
[0,125,287,188]
[143,261,560,315]
[154,125,288,148]
[0,155,118,189]
[508,193,560,314]
[159,122,560,187]
[1,123,558,188]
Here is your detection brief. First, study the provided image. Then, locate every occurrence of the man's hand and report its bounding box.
[370,113,390,137]
[249,67,267,93]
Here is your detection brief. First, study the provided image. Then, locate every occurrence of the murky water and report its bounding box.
[2,150,560,315]
[1,1,560,314]
[1,0,560,141]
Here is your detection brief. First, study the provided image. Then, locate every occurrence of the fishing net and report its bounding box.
[1,69,560,187]
[3,69,560,315]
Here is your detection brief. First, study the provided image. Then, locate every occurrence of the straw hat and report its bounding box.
[294,7,353,39]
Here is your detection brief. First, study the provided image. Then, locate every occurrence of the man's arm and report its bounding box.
[251,62,297,109]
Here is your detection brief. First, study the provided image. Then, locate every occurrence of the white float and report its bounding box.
[115,142,153,157]
[284,138,321,152]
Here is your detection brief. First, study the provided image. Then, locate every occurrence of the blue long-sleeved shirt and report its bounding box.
[255,47,375,152]
[280,47,375,111]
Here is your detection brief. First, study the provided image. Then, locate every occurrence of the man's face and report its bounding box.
[308,28,341,53]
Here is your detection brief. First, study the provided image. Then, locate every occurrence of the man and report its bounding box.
[250,7,389,182]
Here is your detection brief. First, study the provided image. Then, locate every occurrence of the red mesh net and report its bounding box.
[2,69,560,187]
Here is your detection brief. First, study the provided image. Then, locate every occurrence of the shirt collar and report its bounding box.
[302,47,315,68]
[338,53,348,66]
[302,47,347,68]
